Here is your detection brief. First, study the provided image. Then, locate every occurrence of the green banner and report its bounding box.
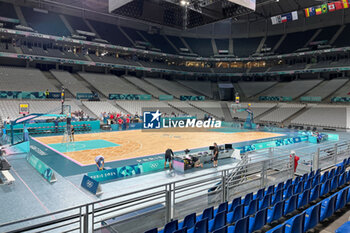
[76,93,93,100]
[0,91,45,99]
[159,95,174,101]
[26,154,56,182]
[180,96,205,101]
[300,96,322,102]
[259,96,292,101]
[332,97,350,102]
[109,94,152,100]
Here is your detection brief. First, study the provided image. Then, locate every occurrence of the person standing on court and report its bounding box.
[95,155,105,171]
[213,142,219,168]
[164,148,174,169]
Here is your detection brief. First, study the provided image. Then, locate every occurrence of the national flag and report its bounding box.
[328,3,336,11]
[315,6,322,15]
[309,7,316,16]
[335,1,344,10]
[304,8,310,17]
[342,0,349,8]
[291,11,298,20]
[281,16,287,23]
[322,4,328,13]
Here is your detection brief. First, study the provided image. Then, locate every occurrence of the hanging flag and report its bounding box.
[321,4,328,13]
[281,15,287,23]
[343,0,349,8]
[271,11,297,24]
[328,3,336,11]
[271,15,281,25]
[315,6,322,15]
[309,7,316,16]
[335,1,344,9]
[304,8,310,17]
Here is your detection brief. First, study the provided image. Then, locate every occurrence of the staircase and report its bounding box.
[324,79,350,103]
[111,100,132,115]
[220,102,233,122]
[122,76,157,98]
[74,99,98,118]
[282,105,310,126]
[75,73,108,100]
[42,71,74,98]
[174,80,212,99]
[254,105,279,122]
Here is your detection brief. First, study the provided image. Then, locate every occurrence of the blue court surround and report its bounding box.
[48,139,120,153]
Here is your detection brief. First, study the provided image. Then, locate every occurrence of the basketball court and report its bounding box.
[34,128,284,167]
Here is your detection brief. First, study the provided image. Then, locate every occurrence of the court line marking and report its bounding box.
[11,167,55,220]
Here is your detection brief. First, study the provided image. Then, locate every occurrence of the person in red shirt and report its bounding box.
[126,117,130,130]
[116,113,120,119]
[118,118,123,130]
[290,151,300,173]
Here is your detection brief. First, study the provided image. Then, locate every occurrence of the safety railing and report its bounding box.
[0,140,348,233]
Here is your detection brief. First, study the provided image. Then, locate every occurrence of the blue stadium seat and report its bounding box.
[321,171,329,183]
[196,207,214,222]
[159,220,178,233]
[265,185,275,196]
[213,226,227,233]
[266,224,285,233]
[335,166,342,176]
[315,169,321,176]
[297,189,310,209]
[179,213,196,229]
[145,228,158,233]
[214,202,228,216]
[320,179,330,196]
[259,194,271,210]
[310,184,320,202]
[267,200,285,223]
[320,195,337,221]
[188,218,208,233]
[228,216,249,233]
[336,221,350,233]
[292,176,300,185]
[284,212,305,233]
[245,199,258,216]
[303,179,311,190]
[275,182,284,193]
[242,193,253,206]
[312,175,320,188]
[254,188,265,201]
[272,190,283,206]
[294,181,304,194]
[249,208,267,233]
[308,171,315,180]
[174,227,187,233]
[284,178,292,190]
[227,205,243,225]
[208,211,226,232]
[339,172,346,187]
[346,170,350,184]
[283,185,294,199]
[335,188,348,211]
[347,187,350,204]
[304,203,321,231]
[284,194,298,215]
[331,175,339,192]
[228,197,241,213]
[328,168,335,180]
[301,174,308,182]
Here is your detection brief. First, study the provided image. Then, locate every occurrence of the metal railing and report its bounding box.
[0,140,348,233]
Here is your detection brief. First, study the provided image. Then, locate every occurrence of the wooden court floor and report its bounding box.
[36,129,284,165]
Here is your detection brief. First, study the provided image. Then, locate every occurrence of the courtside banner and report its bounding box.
[81,175,102,195]
[26,154,57,183]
